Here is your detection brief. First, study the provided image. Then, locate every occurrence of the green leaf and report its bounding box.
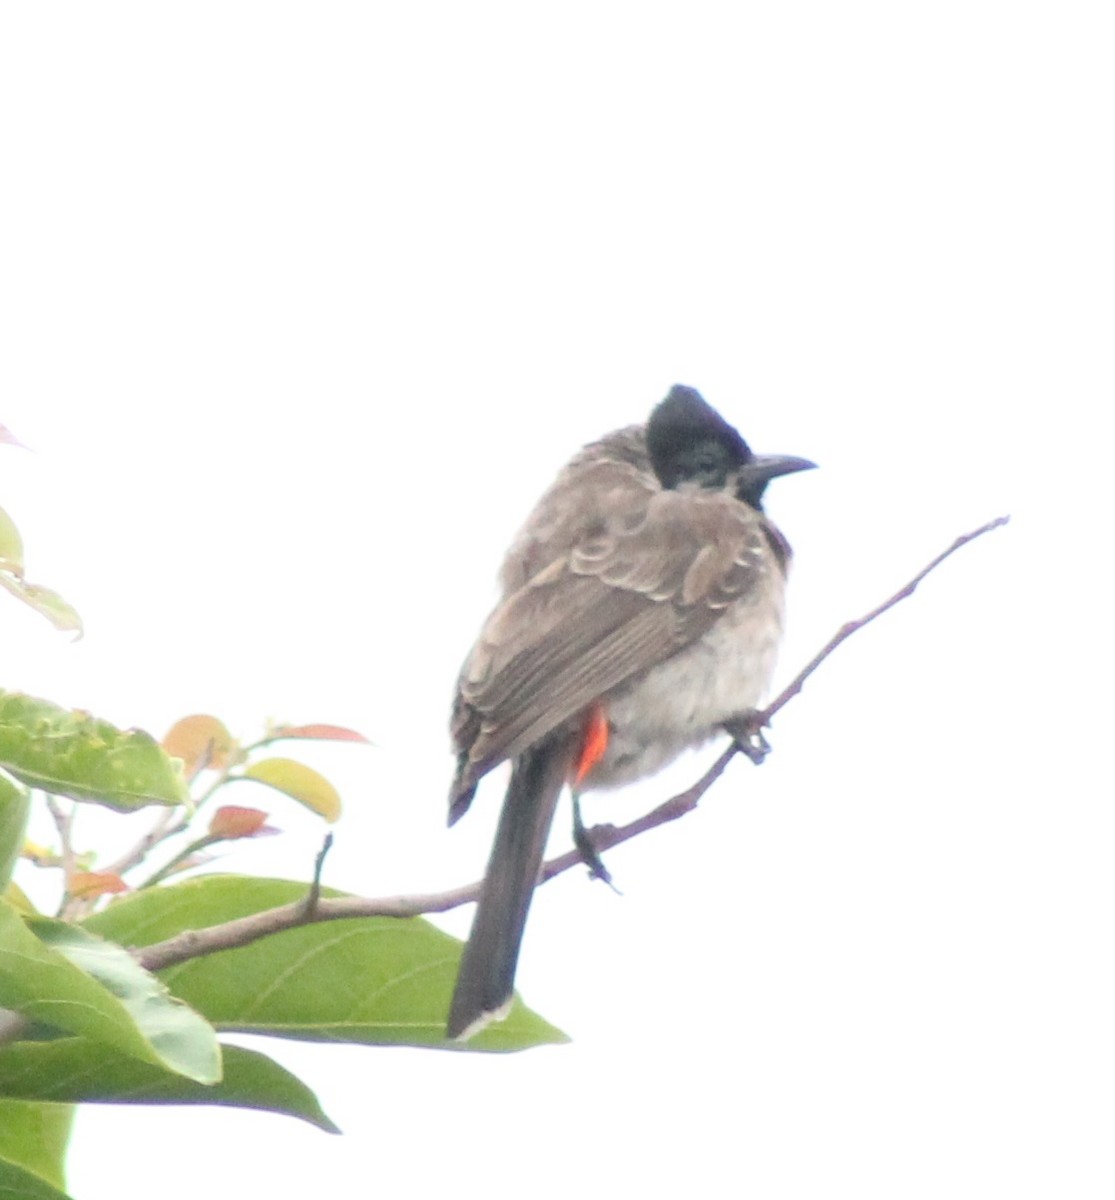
[0,1156,74,1200]
[0,692,187,811]
[0,577,83,638]
[0,1158,74,1200]
[0,901,220,1083]
[26,917,221,1084]
[0,506,25,576]
[0,1099,74,1195]
[85,876,568,1053]
[0,576,83,638]
[0,1040,338,1133]
[0,505,81,636]
[3,881,36,916]
[0,773,30,889]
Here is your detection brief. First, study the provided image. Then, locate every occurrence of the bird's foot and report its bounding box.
[572,793,620,892]
[723,710,771,766]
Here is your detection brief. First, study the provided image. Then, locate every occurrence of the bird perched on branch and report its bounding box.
[446,384,814,1039]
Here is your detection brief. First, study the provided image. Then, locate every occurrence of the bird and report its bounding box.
[446,384,815,1039]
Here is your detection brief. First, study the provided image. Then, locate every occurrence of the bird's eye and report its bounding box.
[686,447,727,480]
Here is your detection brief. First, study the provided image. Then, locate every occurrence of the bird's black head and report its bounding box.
[646,384,816,509]
[646,385,749,492]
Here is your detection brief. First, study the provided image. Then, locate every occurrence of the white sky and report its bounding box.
[1,3,1111,1198]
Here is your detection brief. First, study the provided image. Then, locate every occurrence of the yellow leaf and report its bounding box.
[242,758,341,822]
[21,840,59,866]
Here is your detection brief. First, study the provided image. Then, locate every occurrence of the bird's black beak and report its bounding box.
[738,453,817,490]
[735,453,816,510]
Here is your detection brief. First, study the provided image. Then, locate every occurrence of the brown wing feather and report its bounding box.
[451,441,774,802]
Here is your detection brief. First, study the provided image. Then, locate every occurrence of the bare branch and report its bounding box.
[761,514,1010,723]
[137,884,483,971]
[134,517,1009,975]
[558,515,1013,869]
[137,750,744,970]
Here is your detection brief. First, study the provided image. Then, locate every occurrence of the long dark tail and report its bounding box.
[447,734,574,1040]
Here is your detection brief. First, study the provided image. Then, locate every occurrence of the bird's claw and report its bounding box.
[723,711,771,766]
[572,793,620,892]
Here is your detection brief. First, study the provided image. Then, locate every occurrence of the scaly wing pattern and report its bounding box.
[450,449,774,816]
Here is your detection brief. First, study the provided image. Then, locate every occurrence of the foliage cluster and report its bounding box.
[0,460,559,1200]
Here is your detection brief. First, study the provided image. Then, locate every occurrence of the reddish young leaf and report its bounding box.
[69,871,129,899]
[208,805,271,840]
[270,723,370,744]
[163,714,237,776]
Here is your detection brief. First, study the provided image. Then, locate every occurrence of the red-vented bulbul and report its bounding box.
[447,384,814,1039]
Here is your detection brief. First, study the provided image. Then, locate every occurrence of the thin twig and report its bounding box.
[101,806,189,878]
[102,746,222,881]
[139,833,221,889]
[133,517,1008,974]
[299,833,334,919]
[43,795,75,877]
[761,514,1010,723]
[44,795,77,916]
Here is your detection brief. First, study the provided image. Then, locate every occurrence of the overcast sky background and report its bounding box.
[1,4,1111,1198]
